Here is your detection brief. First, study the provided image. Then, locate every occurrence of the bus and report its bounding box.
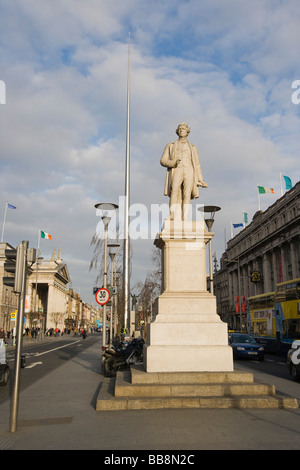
[248,291,275,336]
[248,278,300,353]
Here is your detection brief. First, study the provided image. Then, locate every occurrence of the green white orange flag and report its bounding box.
[257,186,274,194]
[40,230,52,239]
[257,185,275,210]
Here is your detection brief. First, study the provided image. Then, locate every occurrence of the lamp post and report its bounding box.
[95,203,118,348]
[224,256,243,331]
[33,255,43,338]
[198,205,221,295]
[108,242,120,345]
[114,270,121,338]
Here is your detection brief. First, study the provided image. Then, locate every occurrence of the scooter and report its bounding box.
[103,337,144,377]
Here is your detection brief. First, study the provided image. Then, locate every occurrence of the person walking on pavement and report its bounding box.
[0,328,6,343]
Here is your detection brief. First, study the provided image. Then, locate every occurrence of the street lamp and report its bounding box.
[94,203,118,348]
[223,256,243,331]
[114,270,121,338]
[108,242,120,345]
[33,256,43,338]
[198,205,221,295]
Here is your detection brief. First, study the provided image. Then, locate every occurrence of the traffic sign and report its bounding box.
[95,287,110,306]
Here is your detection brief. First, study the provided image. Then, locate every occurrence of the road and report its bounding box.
[233,353,300,403]
[0,333,102,404]
[0,335,299,451]
[2,335,299,404]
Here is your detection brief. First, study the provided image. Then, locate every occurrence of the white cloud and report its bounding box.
[1,0,300,304]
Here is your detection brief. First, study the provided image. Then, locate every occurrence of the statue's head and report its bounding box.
[176,122,190,136]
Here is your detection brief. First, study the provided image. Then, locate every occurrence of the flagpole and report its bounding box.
[123,33,131,330]
[231,222,233,239]
[35,229,41,313]
[1,201,8,243]
[257,187,261,211]
[280,172,283,197]
[37,229,41,257]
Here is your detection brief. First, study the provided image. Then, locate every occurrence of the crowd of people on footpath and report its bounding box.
[0,325,95,343]
[0,327,16,344]
[44,326,92,338]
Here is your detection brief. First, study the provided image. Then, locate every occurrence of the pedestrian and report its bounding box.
[0,328,6,343]
[12,326,16,345]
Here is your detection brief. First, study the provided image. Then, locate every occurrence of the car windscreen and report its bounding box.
[231,335,256,344]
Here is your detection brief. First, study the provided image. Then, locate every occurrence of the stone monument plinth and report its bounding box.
[143,219,233,373]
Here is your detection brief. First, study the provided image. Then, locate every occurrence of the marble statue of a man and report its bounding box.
[160,123,208,220]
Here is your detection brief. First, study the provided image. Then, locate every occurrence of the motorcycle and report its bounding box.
[103,337,144,377]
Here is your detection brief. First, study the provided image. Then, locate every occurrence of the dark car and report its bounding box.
[228,333,264,361]
[287,341,300,381]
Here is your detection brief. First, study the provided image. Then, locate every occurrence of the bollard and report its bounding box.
[21,354,26,368]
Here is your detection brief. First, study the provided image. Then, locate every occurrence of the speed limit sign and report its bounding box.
[95,287,110,306]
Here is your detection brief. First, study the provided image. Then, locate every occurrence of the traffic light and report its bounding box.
[3,244,24,293]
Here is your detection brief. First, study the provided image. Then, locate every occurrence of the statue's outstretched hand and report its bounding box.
[197,181,208,188]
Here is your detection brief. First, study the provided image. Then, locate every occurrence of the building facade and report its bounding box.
[0,244,98,334]
[26,249,71,332]
[214,181,300,331]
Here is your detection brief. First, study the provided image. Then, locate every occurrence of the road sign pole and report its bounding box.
[10,240,28,433]
[95,287,111,348]
[102,222,108,348]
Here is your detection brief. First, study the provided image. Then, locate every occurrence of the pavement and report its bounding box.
[0,334,300,452]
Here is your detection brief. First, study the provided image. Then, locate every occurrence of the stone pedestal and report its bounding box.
[144,219,233,373]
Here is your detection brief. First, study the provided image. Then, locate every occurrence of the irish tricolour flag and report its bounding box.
[257,185,275,210]
[40,230,52,240]
[257,186,274,194]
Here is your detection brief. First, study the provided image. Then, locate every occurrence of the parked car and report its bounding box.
[228,333,265,361]
[287,341,300,381]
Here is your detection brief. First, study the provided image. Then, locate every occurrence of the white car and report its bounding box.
[287,340,300,381]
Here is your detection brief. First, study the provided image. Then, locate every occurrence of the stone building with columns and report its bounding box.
[214,181,300,330]
[26,249,71,332]
[0,245,96,333]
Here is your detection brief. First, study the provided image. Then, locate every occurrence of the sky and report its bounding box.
[0,0,300,306]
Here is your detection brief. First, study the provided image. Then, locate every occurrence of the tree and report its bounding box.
[134,247,162,337]
[26,310,40,329]
[49,312,62,329]
[89,224,127,339]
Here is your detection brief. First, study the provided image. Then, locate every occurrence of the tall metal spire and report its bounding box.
[123,33,130,329]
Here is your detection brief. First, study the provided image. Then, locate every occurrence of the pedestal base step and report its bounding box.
[96,365,298,411]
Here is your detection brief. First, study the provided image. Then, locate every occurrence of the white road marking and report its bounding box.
[34,340,81,357]
[26,361,43,369]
